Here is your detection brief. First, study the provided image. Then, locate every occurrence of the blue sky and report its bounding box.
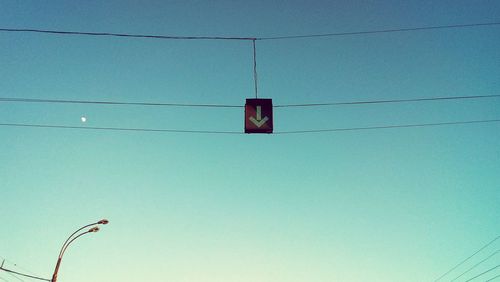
[1,1,499,281]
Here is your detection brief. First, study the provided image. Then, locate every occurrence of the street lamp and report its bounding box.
[51,219,109,282]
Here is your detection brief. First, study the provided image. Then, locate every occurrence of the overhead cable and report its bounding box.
[450,249,500,281]
[464,264,500,282]
[1,22,499,41]
[486,274,500,282]
[0,257,35,282]
[273,119,500,134]
[0,123,242,134]
[434,235,500,281]
[1,94,498,109]
[0,119,499,135]
[5,272,25,282]
[273,94,500,108]
[257,22,500,40]
[0,97,242,108]
[0,267,50,282]
[0,28,255,41]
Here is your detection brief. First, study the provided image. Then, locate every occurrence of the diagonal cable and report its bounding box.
[450,250,500,281]
[434,235,500,281]
[464,264,500,282]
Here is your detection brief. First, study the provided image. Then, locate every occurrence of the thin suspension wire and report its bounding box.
[0,97,242,108]
[1,22,499,41]
[464,264,500,282]
[0,268,50,282]
[450,250,500,281]
[0,28,256,41]
[486,274,500,282]
[257,22,500,40]
[273,119,500,134]
[1,119,499,135]
[6,272,25,282]
[252,39,258,98]
[1,94,498,108]
[0,257,39,279]
[434,235,500,281]
[0,123,242,134]
[273,94,500,108]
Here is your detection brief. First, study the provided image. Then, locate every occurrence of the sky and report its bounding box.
[0,1,499,281]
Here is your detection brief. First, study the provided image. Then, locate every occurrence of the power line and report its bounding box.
[5,272,25,282]
[434,235,500,281]
[273,94,500,108]
[486,274,500,282]
[1,94,498,109]
[464,264,500,282]
[0,123,242,134]
[450,250,500,281]
[0,119,499,135]
[0,268,49,282]
[0,97,243,108]
[257,22,500,40]
[273,119,500,134]
[0,28,255,41]
[1,22,499,41]
[0,259,29,282]
[0,258,42,282]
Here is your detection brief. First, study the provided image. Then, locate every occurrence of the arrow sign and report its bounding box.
[249,106,269,127]
[245,98,273,133]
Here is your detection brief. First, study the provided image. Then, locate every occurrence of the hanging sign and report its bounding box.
[245,98,273,133]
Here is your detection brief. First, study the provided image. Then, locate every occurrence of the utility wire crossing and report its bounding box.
[1,94,498,109]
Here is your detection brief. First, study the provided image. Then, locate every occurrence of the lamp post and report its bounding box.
[51,219,109,282]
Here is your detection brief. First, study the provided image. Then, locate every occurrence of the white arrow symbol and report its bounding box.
[249,106,269,127]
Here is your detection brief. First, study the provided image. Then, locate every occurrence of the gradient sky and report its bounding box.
[1,1,499,281]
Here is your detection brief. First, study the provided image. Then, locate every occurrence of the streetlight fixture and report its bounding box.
[51,219,109,282]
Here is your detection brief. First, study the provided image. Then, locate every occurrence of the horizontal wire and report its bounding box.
[1,119,499,135]
[0,28,255,41]
[273,119,500,134]
[273,94,500,108]
[1,22,499,41]
[0,123,242,134]
[0,97,243,108]
[1,94,498,109]
[257,22,500,40]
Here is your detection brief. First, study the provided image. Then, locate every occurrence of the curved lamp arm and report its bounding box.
[60,227,99,259]
[52,220,108,282]
[57,219,108,258]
